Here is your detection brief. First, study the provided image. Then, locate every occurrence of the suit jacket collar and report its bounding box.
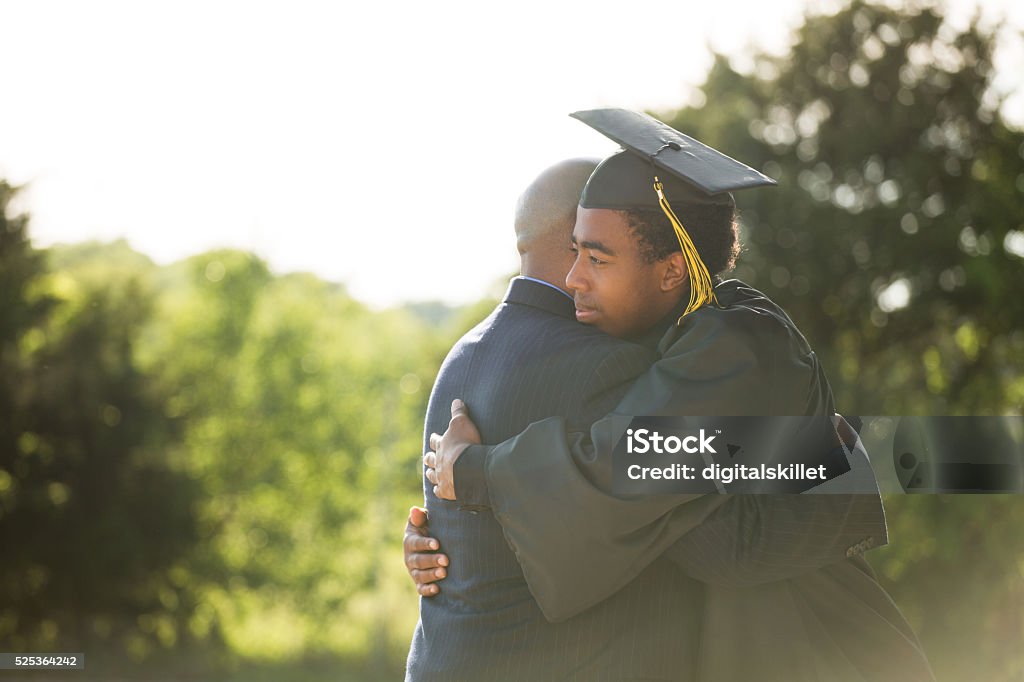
[504,277,576,320]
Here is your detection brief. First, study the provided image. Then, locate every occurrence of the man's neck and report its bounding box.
[634,278,736,351]
[520,252,573,296]
[630,281,714,350]
[516,274,572,299]
[631,302,684,350]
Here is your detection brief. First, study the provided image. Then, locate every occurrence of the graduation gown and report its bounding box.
[455,279,935,680]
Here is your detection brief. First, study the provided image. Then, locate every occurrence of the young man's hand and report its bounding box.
[424,399,482,500]
[403,506,448,597]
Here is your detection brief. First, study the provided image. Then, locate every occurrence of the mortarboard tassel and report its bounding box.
[653,176,718,323]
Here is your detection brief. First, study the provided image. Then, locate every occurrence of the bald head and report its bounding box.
[515,158,599,290]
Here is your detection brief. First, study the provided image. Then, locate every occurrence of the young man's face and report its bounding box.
[567,206,681,340]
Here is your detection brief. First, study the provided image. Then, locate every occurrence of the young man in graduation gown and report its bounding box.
[420,109,935,680]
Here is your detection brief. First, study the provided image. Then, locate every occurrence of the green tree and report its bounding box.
[0,190,202,661]
[140,250,446,670]
[663,0,1024,416]
[659,3,1024,679]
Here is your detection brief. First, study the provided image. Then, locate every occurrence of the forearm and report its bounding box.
[479,415,728,621]
[661,427,888,585]
[471,413,885,614]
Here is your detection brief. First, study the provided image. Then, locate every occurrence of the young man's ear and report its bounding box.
[660,252,688,292]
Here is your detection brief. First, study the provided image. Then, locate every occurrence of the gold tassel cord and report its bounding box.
[653,177,718,323]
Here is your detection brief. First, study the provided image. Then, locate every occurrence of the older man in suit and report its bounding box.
[405,158,714,681]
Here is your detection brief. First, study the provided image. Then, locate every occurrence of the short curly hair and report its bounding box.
[623,205,740,276]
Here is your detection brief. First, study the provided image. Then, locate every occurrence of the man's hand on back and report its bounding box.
[424,399,482,501]
[404,506,449,597]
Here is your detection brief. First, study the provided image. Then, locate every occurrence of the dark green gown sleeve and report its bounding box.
[479,292,887,622]
[484,414,726,621]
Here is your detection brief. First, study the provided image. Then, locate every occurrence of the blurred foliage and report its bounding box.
[662,0,1024,417]
[657,1,1024,679]
[0,183,202,662]
[1,1,1023,680]
[1,187,457,678]
[873,494,1024,682]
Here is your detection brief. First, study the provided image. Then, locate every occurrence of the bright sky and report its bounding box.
[2,0,1021,307]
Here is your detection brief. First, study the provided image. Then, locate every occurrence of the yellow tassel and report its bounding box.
[653,177,718,324]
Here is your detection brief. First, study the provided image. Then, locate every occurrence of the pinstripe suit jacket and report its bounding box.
[406,277,709,681]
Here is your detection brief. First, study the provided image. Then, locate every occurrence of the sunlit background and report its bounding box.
[2,0,1022,306]
[2,0,1023,680]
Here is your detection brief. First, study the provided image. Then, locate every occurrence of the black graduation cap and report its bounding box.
[570,108,776,210]
[570,108,776,319]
